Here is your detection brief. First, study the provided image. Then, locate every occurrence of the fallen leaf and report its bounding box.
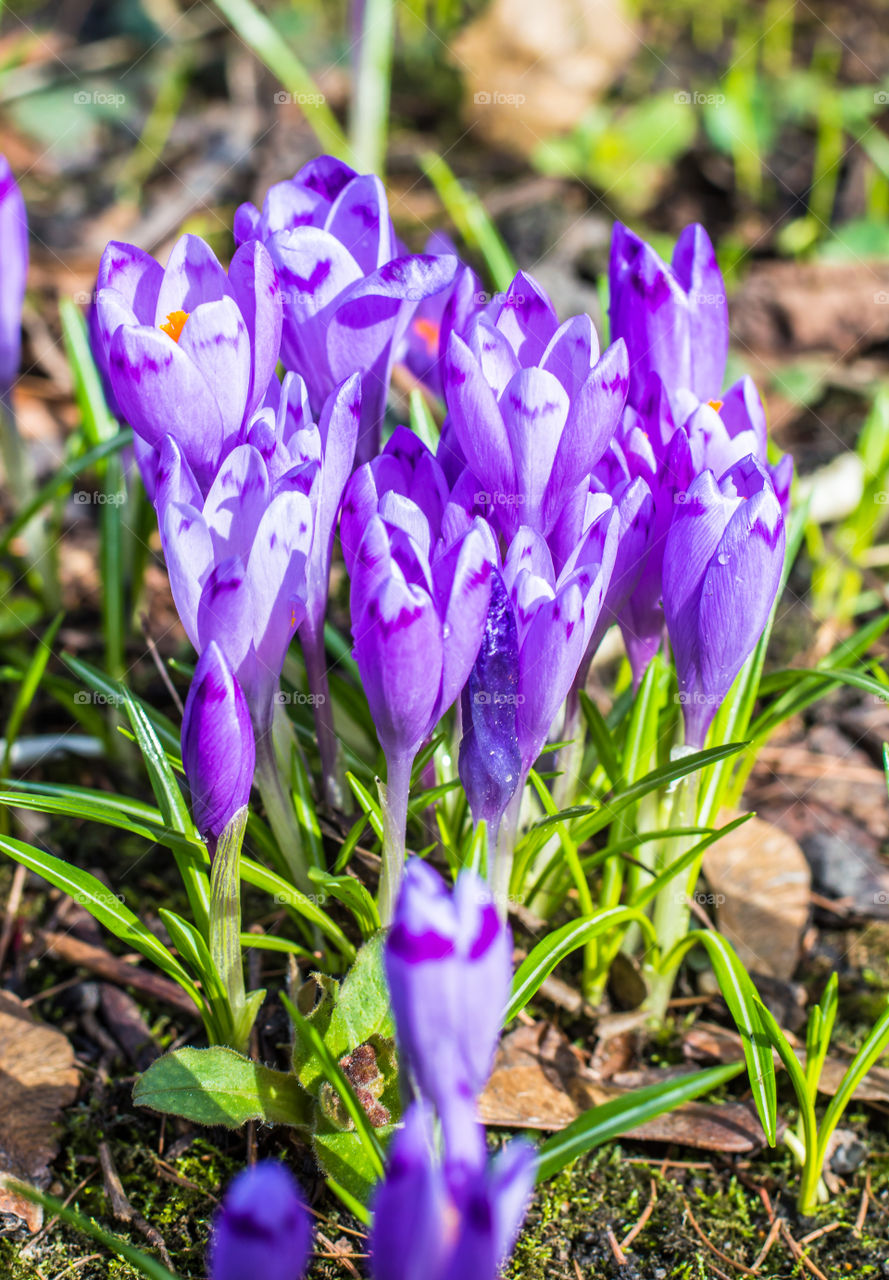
[0,992,79,1234]
[702,815,810,980]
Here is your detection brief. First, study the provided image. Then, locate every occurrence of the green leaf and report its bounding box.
[313,1125,394,1209]
[2,612,63,775]
[0,833,203,1011]
[133,1046,312,1128]
[662,930,777,1146]
[579,690,623,789]
[309,867,381,936]
[324,933,393,1061]
[536,1062,745,1182]
[507,907,658,1022]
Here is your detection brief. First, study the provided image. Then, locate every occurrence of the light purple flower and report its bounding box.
[439,273,628,539]
[235,157,458,463]
[396,230,481,399]
[370,1101,535,1280]
[94,233,282,491]
[181,642,255,848]
[209,1161,311,1280]
[663,456,785,748]
[610,221,728,406]
[385,860,511,1166]
[0,156,28,396]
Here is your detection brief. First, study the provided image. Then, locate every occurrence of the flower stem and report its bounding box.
[379,751,412,926]
[644,762,701,1022]
[302,625,345,810]
[254,720,310,894]
[491,785,524,919]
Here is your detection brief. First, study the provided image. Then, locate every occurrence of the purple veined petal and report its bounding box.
[160,500,212,645]
[502,527,555,598]
[349,513,398,631]
[609,223,691,404]
[297,154,358,206]
[770,453,793,515]
[303,373,361,631]
[181,641,255,844]
[325,172,395,274]
[176,297,252,445]
[233,200,261,246]
[209,1160,312,1280]
[154,434,201,513]
[370,1102,449,1280]
[132,432,161,501]
[692,485,784,746]
[451,870,512,1089]
[543,338,628,533]
[246,490,313,691]
[444,333,516,516]
[440,470,500,554]
[383,423,432,472]
[485,1139,537,1265]
[95,240,162,329]
[467,316,522,397]
[433,525,494,715]
[202,444,271,562]
[672,222,728,401]
[516,577,588,770]
[247,409,283,478]
[277,369,315,441]
[500,366,570,534]
[353,576,444,760]
[228,239,284,417]
[94,286,141,372]
[154,233,231,323]
[196,557,255,680]
[491,271,559,366]
[379,492,433,558]
[272,225,364,323]
[108,324,225,478]
[547,475,594,574]
[539,313,599,397]
[719,374,768,462]
[341,457,403,575]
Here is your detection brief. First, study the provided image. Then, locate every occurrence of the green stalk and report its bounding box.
[644,762,701,1021]
[350,0,395,176]
[378,750,412,926]
[210,806,264,1053]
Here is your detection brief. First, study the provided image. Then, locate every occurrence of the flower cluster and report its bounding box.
[92,155,788,907]
[208,860,534,1280]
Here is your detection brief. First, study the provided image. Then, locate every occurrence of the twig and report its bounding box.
[681,1197,757,1275]
[315,1232,362,1280]
[779,1221,829,1280]
[798,1222,840,1246]
[0,862,25,974]
[148,1154,218,1203]
[139,614,183,715]
[854,1186,869,1236]
[606,1226,628,1266]
[750,1215,782,1272]
[620,1179,657,1251]
[20,1172,97,1254]
[37,929,197,1015]
[98,1142,173,1267]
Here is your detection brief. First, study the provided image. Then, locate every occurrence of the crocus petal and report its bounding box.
[501,367,569,534]
[202,443,270,562]
[181,641,255,843]
[228,239,283,416]
[155,233,231,321]
[434,524,494,714]
[209,1161,311,1280]
[370,1103,449,1280]
[672,222,728,401]
[326,173,394,274]
[176,297,252,445]
[246,490,313,689]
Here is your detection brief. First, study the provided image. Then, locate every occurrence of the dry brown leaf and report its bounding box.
[702,815,810,980]
[0,992,79,1234]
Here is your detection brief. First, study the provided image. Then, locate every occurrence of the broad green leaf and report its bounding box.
[507,907,658,1022]
[313,1125,394,1209]
[325,933,393,1060]
[133,1046,312,1128]
[536,1062,745,1182]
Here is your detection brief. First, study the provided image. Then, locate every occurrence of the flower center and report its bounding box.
[412,316,440,358]
[707,399,723,412]
[159,310,190,343]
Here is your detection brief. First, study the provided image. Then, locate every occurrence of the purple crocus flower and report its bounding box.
[181,642,255,848]
[94,233,282,492]
[663,456,785,748]
[156,436,313,736]
[396,230,481,399]
[349,510,493,920]
[385,860,511,1166]
[234,156,458,464]
[439,273,628,539]
[609,221,728,407]
[0,156,27,398]
[209,1161,311,1280]
[370,1101,535,1280]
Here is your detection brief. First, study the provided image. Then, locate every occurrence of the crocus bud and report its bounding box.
[385,860,510,1168]
[181,642,255,845]
[370,1102,535,1280]
[610,222,728,406]
[663,457,785,748]
[0,156,28,396]
[209,1161,311,1280]
[459,569,522,841]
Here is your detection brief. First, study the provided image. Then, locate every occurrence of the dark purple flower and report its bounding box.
[182,642,255,845]
[209,1161,311,1280]
[385,860,512,1166]
[663,456,785,748]
[370,1101,535,1280]
[235,157,458,463]
[94,234,282,491]
[610,221,728,406]
[440,273,628,539]
[0,156,28,396]
[459,569,522,841]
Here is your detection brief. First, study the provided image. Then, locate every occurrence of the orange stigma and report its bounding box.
[159,310,190,343]
[413,316,440,358]
[707,398,723,412]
